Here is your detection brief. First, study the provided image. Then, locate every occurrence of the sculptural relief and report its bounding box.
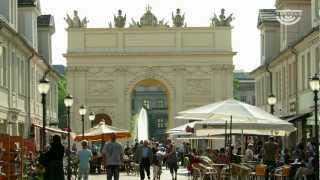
[211,8,234,26]
[172,8,185,27]
[88,80,114,96]
[185,79,210,95]
[64,10,89,28]
[114,9,126,28]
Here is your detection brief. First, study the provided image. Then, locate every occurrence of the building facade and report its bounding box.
[251,0,320,144]
[0,0,59,147]
[65,8,235,134]
[234,71,255,105]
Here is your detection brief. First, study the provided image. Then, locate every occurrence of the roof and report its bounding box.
[282,113,312,122]
[37,15,55,28]
[0,18,60,79]
[257,9,279,27]
[234,72,254,81]
[18,0,37,7]
[251,25,319,75]
[52,65,65,75]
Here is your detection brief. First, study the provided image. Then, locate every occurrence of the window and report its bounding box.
[21,60,25,95]
[12,52,16,91]
[18,58,21,94]
[0,47,3,86]
[307,52,311,77]
[302,55,305,90]
[156,99,165,108]
[261,34,265,63]
[157,118,166,128]
[282,66,286,100]
[316,0,320,17]
[143,99,150,109]
[252,96,256,105]
[240,96,247,103]
[289,64,292,96]
[316,47,320,74]
[2,48,6,88]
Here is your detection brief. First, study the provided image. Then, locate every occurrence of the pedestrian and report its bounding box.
[165,144,178,180]
[244,143,254,162]
[102,133,123,180]
[263,136,279,180]
[78,140,92,180]
[40,135,65,180]
[136,140,153,180]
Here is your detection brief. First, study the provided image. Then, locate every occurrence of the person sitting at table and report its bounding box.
[244,143,254,162]
[294,152,315,180]
[187,149,201,175]
[217,148,229,164]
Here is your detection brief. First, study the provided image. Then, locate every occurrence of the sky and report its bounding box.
[41,0,275,72]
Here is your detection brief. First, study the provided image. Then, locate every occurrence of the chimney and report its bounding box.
[257,9,281,65]
[37,15,55,64]
[17,0,41,50]
[0,0,18,30]
[276,0,312,49]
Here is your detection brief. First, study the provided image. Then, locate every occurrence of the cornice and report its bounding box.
[64,51,236,58]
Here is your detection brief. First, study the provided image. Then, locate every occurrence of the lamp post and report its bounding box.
[64,94,73,180]
[79,105,87,139]
[309,74,320,180]
[267,94,277,115]
[89,112,95,127]
[37,78,50,151]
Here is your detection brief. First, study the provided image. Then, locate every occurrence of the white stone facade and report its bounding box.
[65,26,235,134]
[0,0,59,142]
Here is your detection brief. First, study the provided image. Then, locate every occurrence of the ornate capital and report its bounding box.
[114,66,128,74]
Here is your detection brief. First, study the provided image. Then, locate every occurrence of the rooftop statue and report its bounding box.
[129,5,169,28]
[211,8,234,26]
[64,10,89,28]
[172,8,185,27]
[114,9,126,28]
[140,5,158,26]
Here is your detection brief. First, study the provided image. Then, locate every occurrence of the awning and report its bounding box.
[177,136,225,140]
[283,113,312,122]
[32,124,68,134]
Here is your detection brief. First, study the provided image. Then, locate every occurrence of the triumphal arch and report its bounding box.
[65,8,236,134]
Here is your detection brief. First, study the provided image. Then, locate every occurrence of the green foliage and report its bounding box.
[233,76,240,100]
[58,75,67,128]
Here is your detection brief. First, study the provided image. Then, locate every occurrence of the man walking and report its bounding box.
[263,136,279,180]
[136,140,153,180]
[102,133,123,180]
[78,140,92,180]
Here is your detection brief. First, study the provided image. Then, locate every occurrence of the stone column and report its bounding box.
[172,66,185,128]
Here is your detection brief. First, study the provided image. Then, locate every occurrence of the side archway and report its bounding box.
[92,113,112,127]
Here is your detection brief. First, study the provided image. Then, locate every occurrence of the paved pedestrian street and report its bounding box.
[89,167,189,180]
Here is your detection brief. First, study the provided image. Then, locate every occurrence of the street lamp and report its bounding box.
[79,105,87,139]
[37,78,50,151]
[309,74,320,180]
[267,94,277,115]
[64,94,73,180]
[89,112,95,127]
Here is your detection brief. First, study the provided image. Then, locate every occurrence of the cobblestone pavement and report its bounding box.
[88,167,189,180]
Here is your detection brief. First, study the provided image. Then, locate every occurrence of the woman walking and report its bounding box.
[40,135,65,180]
[165,144,178,180]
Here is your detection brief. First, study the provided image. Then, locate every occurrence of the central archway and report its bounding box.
[130,79,169,142]
[92,113,112,127]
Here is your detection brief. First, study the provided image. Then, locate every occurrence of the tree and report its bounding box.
[233,75,240,100]
[57,75,67,129]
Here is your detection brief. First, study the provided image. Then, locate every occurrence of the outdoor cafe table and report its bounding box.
[289,162,303,179]
[211,163,228,179]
